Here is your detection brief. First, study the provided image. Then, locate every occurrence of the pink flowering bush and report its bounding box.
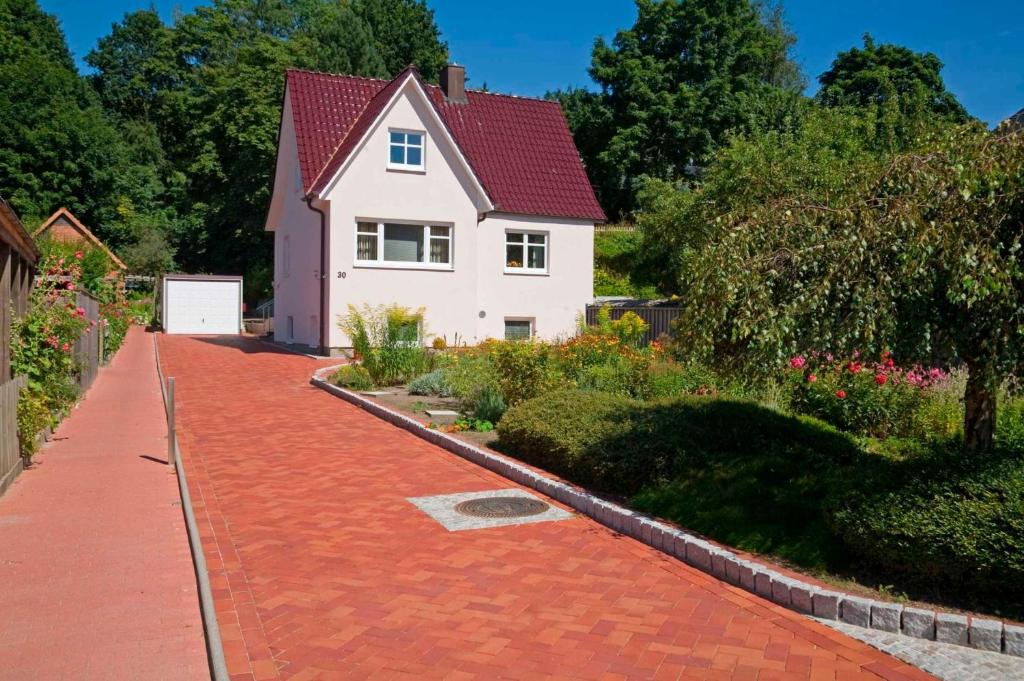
[787,351,950,439]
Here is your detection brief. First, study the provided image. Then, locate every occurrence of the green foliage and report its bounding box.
[487,340,563,406]
[470,384,506,423]
[831,445,1024,609]
[16,388,50,459]
[997,396,1024,452]
[817,34,970,124]
[408,369,453,397]
[338,304,429,386]
[593,230,666,297]
[553,0,805,218]
[497,389,637,487]
[83,0,448,298]
[663,117,1024,449]
[647,362,720,398]
[330,364,374,391]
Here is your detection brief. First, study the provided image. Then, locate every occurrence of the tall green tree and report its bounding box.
[668,117,1023,451]
[0,0,149,240]
[86,0,448,291]
[554,0,805,218]
[817,34,969,123]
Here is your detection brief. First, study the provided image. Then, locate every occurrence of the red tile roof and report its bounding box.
[286,68,606,222]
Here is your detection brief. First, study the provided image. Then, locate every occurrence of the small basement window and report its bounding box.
[356,221,452,269]
[505,232,547,273]
[389,130,424,170]
[504,319,533,340]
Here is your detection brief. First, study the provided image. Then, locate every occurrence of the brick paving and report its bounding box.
[158,333,938,681]
[0,326,207,680]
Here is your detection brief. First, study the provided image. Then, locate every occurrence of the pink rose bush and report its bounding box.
[787,350,950,438]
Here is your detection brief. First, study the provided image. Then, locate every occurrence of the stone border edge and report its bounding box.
[154,334,231,681]
[311,366,1023,658]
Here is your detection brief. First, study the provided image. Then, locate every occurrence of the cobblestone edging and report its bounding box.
[311,367,1024,659]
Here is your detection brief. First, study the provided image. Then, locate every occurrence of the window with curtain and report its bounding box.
[505,231,547,273]
[355,221,451,268]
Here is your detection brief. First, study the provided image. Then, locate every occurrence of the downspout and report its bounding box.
[304,196,328,355]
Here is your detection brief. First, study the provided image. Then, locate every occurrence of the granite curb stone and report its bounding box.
[936,613,969,646]
[311,371,1017,659]
[901,607,936,640]
[1005,624,1024,657]
[840,596,872,628]
[871,602,902,633]
[970,618,1004,652]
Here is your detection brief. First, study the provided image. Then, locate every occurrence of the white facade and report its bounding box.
[266,77,595,350]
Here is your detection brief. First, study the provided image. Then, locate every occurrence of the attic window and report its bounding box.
[388,130,424,170]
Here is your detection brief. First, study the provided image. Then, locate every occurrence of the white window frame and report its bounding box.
[504,318,535,340]
[353,219,453,270]
[387,128,425,171]
[504,230,548,275]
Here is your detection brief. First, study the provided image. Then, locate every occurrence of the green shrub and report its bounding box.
[576,352,651,398]
[830,445,1024,608]
[408,369,453,397]
[996,396,1024,452]
[338,304,430,385]
[330,364,374,391]
[497,390,637,486]
[471,384,506,423]
[488,340,562,405]
[647,362,719,398]
[17,389,51,459]
[498,389,863,568]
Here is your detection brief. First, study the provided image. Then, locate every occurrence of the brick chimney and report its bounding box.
[440,63,467,104]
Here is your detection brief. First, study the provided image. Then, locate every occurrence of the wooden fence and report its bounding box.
[0,375,28,496]
[585,304,682,346]
[73,290,102,393]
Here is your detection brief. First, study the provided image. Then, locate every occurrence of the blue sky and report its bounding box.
[40,0,1024,125]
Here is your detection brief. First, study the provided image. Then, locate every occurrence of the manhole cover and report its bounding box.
[454,496,549,519]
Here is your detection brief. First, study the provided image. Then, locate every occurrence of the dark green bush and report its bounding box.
[499,390,862,567]
[330,364,374,391]
[830,446,1024,607]
[497,390,637,486]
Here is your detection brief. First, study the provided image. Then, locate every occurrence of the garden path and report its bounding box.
[157,333,938,681]
[0,326,208,680]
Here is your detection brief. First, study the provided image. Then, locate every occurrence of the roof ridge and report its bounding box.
[285,68,559,106]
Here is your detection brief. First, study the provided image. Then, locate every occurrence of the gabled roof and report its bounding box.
[33,208,128,271]
[286,67,606,222]
[0,196,39,263]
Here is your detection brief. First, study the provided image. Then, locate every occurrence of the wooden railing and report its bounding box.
[585,304,682,346]
[0,375,28,496]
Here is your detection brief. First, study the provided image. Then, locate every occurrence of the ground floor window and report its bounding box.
[356,221,451,268]
[504,318,533,340]
[505,231,547,273]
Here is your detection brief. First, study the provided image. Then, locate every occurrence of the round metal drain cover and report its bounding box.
[454,496,549,519]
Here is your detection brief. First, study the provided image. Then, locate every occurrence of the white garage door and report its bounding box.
[164,279,241,334]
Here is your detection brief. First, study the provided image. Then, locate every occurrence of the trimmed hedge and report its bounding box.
[830,446,1024,606]
[496,388,1024,604]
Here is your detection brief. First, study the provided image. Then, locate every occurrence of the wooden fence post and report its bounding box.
[167,377,176,470]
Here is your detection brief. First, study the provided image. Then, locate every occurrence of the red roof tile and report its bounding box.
[286,68,605,222]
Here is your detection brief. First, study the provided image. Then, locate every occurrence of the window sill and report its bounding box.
[354,261,453,272]
[503,268,549,276]
[386,164,426,174]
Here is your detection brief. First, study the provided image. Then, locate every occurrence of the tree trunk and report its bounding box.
[963,363,996,452]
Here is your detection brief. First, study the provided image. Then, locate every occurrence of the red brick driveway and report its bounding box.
[158,334,933,681]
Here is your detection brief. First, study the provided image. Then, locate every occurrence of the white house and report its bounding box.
[265,64,605,353]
